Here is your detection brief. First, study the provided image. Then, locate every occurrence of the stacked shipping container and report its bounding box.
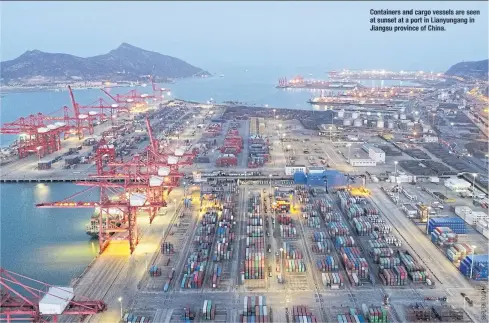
[240,296,269,323]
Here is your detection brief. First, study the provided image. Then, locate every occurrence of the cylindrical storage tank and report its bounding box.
[387,121,395,129]
[352,111,359,120]
[88,111,97,116]
[343,118,352,126]
[353,119,362,127]
[377,119,385,128]
[78,114,88,119]
[158,166,171,176]
[168,156,179,165]
[337,109,345,118]
[400,114,407,120]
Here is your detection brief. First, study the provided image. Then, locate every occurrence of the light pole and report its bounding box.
[118,297,123,319]
[394,161,399,205]
[426,207,431,235]
[273,109,276,120]
[346,143,351,163]
[468,245,478,278]
[279,247,284,281]
[328,126,333,142]
[269,174,272,196]
[471,173,477,203]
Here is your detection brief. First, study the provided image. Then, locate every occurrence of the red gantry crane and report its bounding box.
[36,117,196,254]
[0,268,106,323]
[150,75,171,101]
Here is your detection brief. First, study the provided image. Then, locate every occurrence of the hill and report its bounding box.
[0,43,210,85]
[445,59,488,80]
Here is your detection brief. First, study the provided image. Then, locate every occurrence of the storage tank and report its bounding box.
[352,111,359,120]
[377,118,385,128]
[337,109,345,119]
[343,118,352,126]
[400,114,407,120]
[353,119,362,127]
[387,120,395,129]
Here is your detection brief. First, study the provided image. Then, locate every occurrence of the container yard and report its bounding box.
[2,82,488,323]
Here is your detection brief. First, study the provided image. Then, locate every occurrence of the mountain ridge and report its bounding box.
[445,59,488,80]
[1,43,210,85]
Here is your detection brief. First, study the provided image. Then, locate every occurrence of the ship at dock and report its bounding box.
[277,75,361,90]
[85,207,124,238]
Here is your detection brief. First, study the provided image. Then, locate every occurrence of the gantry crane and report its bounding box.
[0,267,106,323]
[150,75,171,101]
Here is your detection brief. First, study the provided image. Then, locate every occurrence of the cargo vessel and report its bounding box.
[308,96,393,108]
[85,207,124,238]
[277,76,361,90]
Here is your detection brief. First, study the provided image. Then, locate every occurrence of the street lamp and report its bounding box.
[328,126,333,142]
[118,297,123,319]
[470,245,477,279]
[426,207,431,234]
[279,247,284,279]
[346,143,351,163]
[269,174,273,195]
[273,109,276,120]
[471,173,477,203]
[394,161,399,205]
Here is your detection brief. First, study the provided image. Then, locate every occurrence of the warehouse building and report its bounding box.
[368,147,386,163]
[285,165,307,176]
[444,177,472,192]
[349,159,377,167]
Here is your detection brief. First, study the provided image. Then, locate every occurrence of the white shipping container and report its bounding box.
[39,287,74,315]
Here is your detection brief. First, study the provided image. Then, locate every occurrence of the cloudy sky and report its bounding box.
[1,1,487,71]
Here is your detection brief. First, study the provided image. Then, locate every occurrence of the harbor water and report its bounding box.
[0,66,413,285]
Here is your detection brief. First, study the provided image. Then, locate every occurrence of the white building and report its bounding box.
[285,165,307,176]
[308,166,326,174]
[423,136,439,143]
[444,178,471,192]
[349,159,377,167]
[368,147,385,163]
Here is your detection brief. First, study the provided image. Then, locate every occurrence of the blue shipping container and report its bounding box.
[294,172,307,185]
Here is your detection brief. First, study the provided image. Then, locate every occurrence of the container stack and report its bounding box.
[316,256,339,272]
[371,247,394,262]
[282,242,302,259]
[307,216,321,228]
[459,254,489,281]
[377,257,401,269]
[278,215,292,225]
[379,266,407,286]
[202,300,217,320]
[427,217,466,234]
[211,263,222,288]
[285,259,307,273]
[280,224,297,239]
[336,308,367,323]
[430,227,458,247]
[335,236,356,248]
[240,296,269,323]
[244,194,265,280]
[399,252,428,283]
[446,243,472,266]
[321,272,344,289]
[312,240,332,254]
[328,222,350,237]
[292,306,318,323]
[352,218,373,236]
[340,247,370,279]
[149,266,162,277]
[362,304,388,323]
[182,208,218,289]
[182,308,195,323]
[161,242,174,254]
